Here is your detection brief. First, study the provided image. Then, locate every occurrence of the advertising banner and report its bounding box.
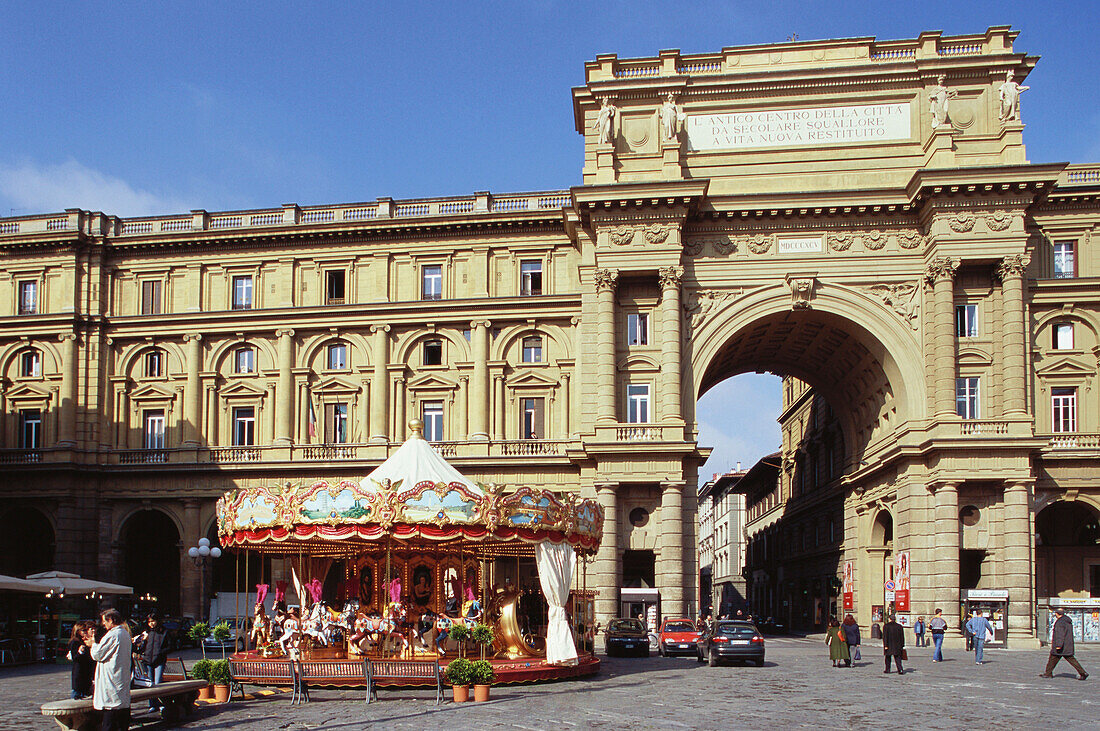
[842,561,854,611]
[895,551,911,612]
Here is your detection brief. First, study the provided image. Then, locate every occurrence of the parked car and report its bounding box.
[604,618,649,657]
[696,620,765,666]
[657,618,701,657]
[759,616,787,635]
[163,617,196,650]
[202,617,247,654]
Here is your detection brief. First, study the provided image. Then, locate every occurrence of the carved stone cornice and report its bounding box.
[658,266,684,290]
[995,253,1031,281]
[593,268,619,293]
[643,224,671,245]
[683,289,735,331]
[607,226,635,246]
[862,282,920,330]
[924,257,960,286]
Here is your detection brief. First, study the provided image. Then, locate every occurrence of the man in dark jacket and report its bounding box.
[1040,608,1089,680]
[882,615,905,674]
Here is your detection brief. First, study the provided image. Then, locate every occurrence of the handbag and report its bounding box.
[985,628,994,642]
[853,646,861,661]
[901,649,908,661]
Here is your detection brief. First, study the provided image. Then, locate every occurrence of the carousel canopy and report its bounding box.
[216,421,602,557]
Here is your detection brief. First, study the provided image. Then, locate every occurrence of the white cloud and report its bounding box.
[0,159,190,218]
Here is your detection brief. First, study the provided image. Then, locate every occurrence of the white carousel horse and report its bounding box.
[301,602,329,647]
[277,613,301,653]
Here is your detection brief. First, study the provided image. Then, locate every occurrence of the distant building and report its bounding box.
[698,467,748,617]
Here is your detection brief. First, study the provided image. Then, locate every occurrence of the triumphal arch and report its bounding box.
[1,27,1098,644]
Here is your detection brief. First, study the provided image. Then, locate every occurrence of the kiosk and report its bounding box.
[964,589,1008,646]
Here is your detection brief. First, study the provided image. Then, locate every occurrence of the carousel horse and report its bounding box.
[431,613,452,656]
[378,602,410,656]
[250,601,271,647]
[301,602,330,647]
[276,609,301,653]
[348,612,374,656]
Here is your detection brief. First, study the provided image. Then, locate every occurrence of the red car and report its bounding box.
[657,618,701,657]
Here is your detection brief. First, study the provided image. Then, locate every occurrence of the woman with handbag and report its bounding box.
[841,614,861,667]
[826,617,850,667]
[882,615,906,674]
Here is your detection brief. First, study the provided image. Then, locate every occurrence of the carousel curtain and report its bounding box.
[536,540,579,666]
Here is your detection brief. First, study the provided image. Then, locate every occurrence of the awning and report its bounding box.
[0,574,57,594]
[26,571,133,596]
[620,588,660,602]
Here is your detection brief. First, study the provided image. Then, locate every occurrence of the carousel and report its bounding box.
[213,419,603,686]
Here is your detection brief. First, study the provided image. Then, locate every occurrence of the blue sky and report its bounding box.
[3,1,1097,475]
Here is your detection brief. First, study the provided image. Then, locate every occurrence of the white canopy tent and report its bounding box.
[26,571,133,596]
[0,574,57,594]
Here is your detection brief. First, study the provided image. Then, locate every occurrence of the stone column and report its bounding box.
[594,268,619,423]
[394,377,406,442]
[370,325,390,443]
[594,483,619,634]
[182,499,201,619]
[997,254,1030,415]
[658,266,684,423]
[469,320,490,440]
[274,329,294,444]
[57,332,77,447]
[457,375,468,441]
[492,376,505,440]
[1003,480,1034,641]
[183,334,202,446]
[659,481,686,617]
[931,480,961,624]
[925,258,960,417]
[560,373,571,437]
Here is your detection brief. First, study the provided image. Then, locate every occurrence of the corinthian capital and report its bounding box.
[658,265,684,290]
[996,253,1031,281]
[924,257,960,286]
[593,268,619,293]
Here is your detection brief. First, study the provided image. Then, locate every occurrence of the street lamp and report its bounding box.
[187,537,222,622]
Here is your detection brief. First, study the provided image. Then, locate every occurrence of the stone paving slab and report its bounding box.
[2,638,1097,729]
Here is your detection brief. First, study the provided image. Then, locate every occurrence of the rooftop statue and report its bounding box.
[998,70,1029,122]
[660,92,686,141]
[928,75,957,130]
[593,97,617,144]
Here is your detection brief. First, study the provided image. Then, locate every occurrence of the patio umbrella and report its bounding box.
[0,574,56,594]
[25,571,133,596]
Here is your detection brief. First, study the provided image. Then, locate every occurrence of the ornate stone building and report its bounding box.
[2,27,1099,642]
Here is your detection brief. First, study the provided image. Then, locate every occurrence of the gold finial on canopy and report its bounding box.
[408,418,424,439]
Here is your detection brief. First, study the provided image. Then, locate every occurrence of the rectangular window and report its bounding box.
[520,260,543,296]
[955,304,978,338]
[521,397,545,439]
[20,409,41,449]
[20,350,41,378]
[1052,387,1077,433]
[143,409,166,449]
[955,377,980,419]
[627,313,649,346]
[1091,565,1100,598]
[232,406,256,446]
[141,280,163,315]
[327,343,347,369]
[522,336,543,363]
[232,276,253,310]
[145,350,162,378]
[422,400,444,442]
[626,384,650,423]
[324,403,348,444]
[1053,323,1075,350]
[235,347,255,374]
[18,281,37,315]
[1054,241,1076,279]
[423,339,442,366]
[325,270,346,305]
[421,265,442,300]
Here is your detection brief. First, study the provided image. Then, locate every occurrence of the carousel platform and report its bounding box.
[169,648,600,687]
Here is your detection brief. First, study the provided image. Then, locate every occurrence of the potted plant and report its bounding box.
[448,622,469,658]
[190,622,210,659]
[443,657,472,703]
[470,659,495,702]
[190,658,214,700]
[210,659,232,703]
[211,621,231,659]
[470,623,494,661]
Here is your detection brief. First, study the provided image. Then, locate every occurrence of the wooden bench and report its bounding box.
[295,659,369,704]
[228,658,296,702]
[366,659,442,705]
[40,679,208,730]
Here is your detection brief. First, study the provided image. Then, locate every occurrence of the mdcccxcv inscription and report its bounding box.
[686,103,911,151]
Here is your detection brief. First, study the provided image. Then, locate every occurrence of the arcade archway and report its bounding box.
[0,506,54,577]
[1036,500,1100,599]
[121,510,180,615]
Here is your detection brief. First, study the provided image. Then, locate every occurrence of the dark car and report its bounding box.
[696,620,765,666]
[759,616,787,635]
[162,617,196,650]
[604,618,649,657]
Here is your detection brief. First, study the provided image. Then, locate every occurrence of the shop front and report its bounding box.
[964,589,1009,646]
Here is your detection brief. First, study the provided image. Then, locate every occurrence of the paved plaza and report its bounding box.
[3,636,1097,730]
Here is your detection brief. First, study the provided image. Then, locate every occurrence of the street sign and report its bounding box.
[884,580,895,591]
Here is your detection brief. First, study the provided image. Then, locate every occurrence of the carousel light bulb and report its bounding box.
[198,537,211,548]
[210,547,222,558]
[198,545,211,557]
[188,547,199,558]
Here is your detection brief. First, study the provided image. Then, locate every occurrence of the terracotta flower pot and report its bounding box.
[197,684,213,701]
[451,685,470,703]
[473,684,491,702]
[213,684,231,703]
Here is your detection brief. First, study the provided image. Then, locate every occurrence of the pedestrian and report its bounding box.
[89,608,132,731]
[1040,608,1089,680]
[67,620,96,699]
[913,616,926,648]
[826,617,850,667]
[841,614,861,667]
[882,614,905,674]
[135,613,168,710]
[965,609,994,665]
[929,608,948,662]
